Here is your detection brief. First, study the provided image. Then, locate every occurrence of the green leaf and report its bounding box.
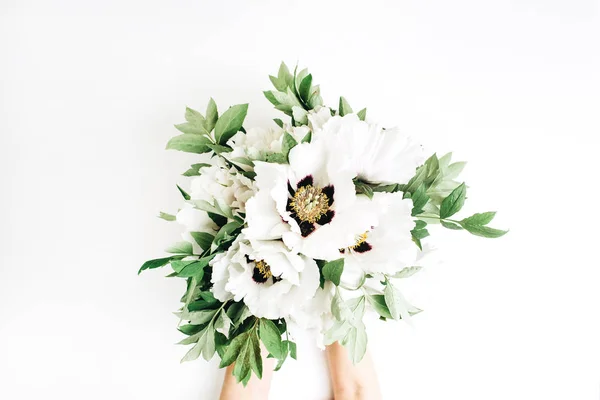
[287,340,297,360]
[367,294,392,319]
[214,311,232,338]
[357,108,367,121]
[205,144,233,154]
[138,256,176,274]
[461,212,496,226]
[174,122,207,135]
[259,319,283,359]
[185,107,207,132]
[331,288,352,321]
[265,152,288,164]
[186,309,218,325]
[301,130,311,143]
[372,183,402,193]
[281,131,298,158]
[342,324,367,365]
[248,332,262,379]
[180,322,216,362]
[176,254,215,278]
[205,98,218,133]
[178,324,204,336]
[165,241,193,255]
[166,134,212,154]
[322,258,345,286]
[460,223,508,238]
[391,266,422,279]
[439,183,466,219]
[190,232,215,251]
[214,104,249,145]
[158,211,176,221]
[410,184,430,216]
[339,96,353,116]
[292,106,308,125]
[227,303,252,327]
[182,163,210,177]
[176,184,190,200]
[273,118,284,128]
[354,180,374,199]
[441,220,463,230]
[384,281,410,321]
[298,73,313,102]
[219,331,249,368]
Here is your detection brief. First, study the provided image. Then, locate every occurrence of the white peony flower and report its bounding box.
[175,203,218,254]
[244,139,379,261]
[307,106,333,132]
[210,235,320,320]
[189,158,255,212]
[340,192,418,278]
[288,282,335,349]
[227,126,285,161]
[317,114,424,185]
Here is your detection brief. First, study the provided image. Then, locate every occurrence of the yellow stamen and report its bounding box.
[291,185,329,223]
[255,260,272,280]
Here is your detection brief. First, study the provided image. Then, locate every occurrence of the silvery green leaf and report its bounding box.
[187,309,217,325]
[174,122,208,135]
[181,339,203,362]
[308,85,323,108]
[165,241,193,255]
[446,161,467,180]
[185,106,206,127]
[205,144,233,154]
[158,211,176,221]
[441,220,463,230]
[384,281,411,321]
[331,288,352,321]
[292,106,308,125]
[460,223,508,238]
[231,157,254,167]
[338,96,353,116]
[439,183,466,219]
[281,131,298,158]
[264,90,281,106]
[438,152,453,169]
[214,104,248,145]
[277,62,294,87]
[357,108,367,121]
[342,324,368,365]
[166,134,212,154]
[325,320,352,345]
[269,75,287,91]
[347,296,366,323]
[265,152,288,164]
[214,311,232,338]
[461,212,496,226]
[205,98,218,133]
[391,266,423,279]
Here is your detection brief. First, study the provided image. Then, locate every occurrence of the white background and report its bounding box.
[1,1,599,399]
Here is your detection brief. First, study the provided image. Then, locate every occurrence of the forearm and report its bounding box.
[326,342,382,400]
[219,355,275,400]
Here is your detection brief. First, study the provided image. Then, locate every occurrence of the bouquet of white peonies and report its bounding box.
[139,62,506,385]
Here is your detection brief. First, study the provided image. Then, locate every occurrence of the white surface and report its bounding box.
[1,1,599,399]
